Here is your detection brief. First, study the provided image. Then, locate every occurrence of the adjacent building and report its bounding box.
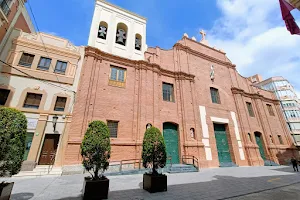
[62,0,297,173]
[0,0,34,53]
[0,29,84,173]
[250,75,300,145]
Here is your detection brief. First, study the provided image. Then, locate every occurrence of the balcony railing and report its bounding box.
[292,129,300,134]
[287,117,300,122]
[0,0,11,17]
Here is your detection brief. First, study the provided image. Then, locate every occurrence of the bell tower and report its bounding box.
[88,0,147,60]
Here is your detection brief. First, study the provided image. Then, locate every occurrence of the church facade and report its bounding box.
[62,0,297,170]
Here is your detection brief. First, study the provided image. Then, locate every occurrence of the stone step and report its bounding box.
[219,162,238,168]
[13,170,62,177]
[264,160,280,166]
[167,164,198,174]
[33,167,62,173]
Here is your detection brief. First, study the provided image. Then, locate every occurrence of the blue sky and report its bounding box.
[26,0,221,48]
[26,0,300,95]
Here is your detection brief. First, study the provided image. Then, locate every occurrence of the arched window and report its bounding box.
[115,23,128,46]
[135,34,142,51]
[248,133,252,142]
[190,128,195,139]
[98,21,108,40]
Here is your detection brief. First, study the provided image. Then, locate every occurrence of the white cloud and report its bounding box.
[207,0,300,92]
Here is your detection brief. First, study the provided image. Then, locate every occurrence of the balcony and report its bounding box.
[292,129,300,134]
[0,0,11,24]
[287,117,300,122]
[279,95,298,101]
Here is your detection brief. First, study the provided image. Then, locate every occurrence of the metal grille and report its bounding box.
[107,121,118,138]
[163,83,174,102]
[210,88,220,104]
[246,102,255,117]
[0,0,12,16]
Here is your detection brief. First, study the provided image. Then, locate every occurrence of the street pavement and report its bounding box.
[2,166,300,200]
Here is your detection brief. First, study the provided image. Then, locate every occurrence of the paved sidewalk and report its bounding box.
[3,166,300,200]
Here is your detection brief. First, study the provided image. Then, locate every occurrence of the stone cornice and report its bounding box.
[231,87,280,104]
[85,46,195,82]
[173,43,236,69]
[13,39,81,59]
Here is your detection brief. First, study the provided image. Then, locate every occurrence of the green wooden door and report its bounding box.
[163,123,179,164]
[255,134,266,160]
[23,133,34,160]
[214,124,232,164]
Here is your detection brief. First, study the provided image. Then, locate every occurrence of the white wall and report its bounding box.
[88,0,147,60]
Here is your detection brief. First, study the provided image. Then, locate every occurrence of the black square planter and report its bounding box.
[0,182,14,200]
[143,174,167,193]
[82,177,109,200]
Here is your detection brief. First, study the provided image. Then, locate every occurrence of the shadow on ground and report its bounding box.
[270,166,300,173]
[50,172,300,200]
[11,193,34,200]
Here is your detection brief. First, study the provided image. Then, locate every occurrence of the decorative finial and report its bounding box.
[192,36,196,41]
[183,33,189,38]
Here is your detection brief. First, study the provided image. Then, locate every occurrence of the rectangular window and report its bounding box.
[210,88,221,104]
[54,61,68,74]
[19,53,35,67]
[23,93,42,109]
[54,97,67,112]
[109,66,126,87]
[37,57,52,71]
[0,89,10,105]
[246,102,255,117]
[162,83,174,102]
[267,104,275,116]
[278,135,284,145]
[107,121,118,138]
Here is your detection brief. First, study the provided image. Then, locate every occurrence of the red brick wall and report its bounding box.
[64,38,297,167]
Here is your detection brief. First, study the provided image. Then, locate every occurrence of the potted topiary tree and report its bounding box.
[81,120,111,200]
[142,126,167,193]
[0,108,27,200]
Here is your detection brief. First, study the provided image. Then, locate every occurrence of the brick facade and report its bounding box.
[63,36,297,168]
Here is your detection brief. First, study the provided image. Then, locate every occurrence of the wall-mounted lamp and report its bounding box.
[52,115,58,132]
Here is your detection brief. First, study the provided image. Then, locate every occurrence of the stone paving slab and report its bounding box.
[2,166,300,200]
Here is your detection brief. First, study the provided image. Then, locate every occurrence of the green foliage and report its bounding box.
[0,107,27,177]
[142,127,167,175]
[81,121,111,180]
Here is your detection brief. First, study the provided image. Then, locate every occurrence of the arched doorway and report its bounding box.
[254,132,266,160]
[163,123,179,164]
